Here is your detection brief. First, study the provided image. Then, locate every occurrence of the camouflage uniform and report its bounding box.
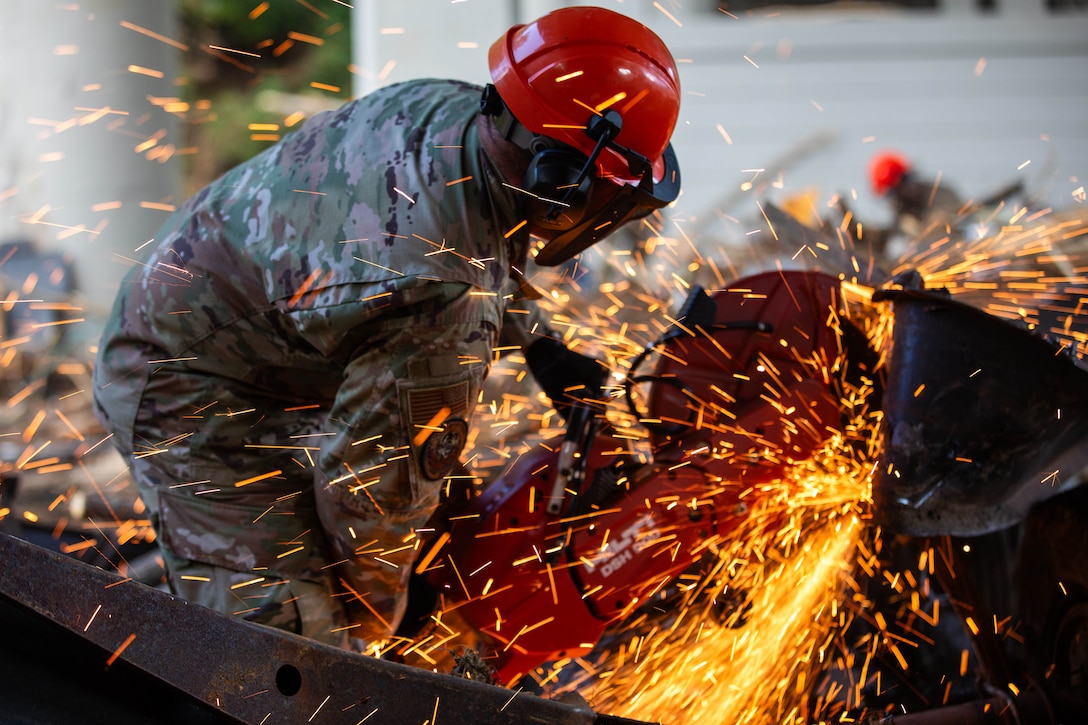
[93,79,540,648]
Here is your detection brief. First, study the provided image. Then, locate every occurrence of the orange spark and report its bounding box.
[106,633,137,666]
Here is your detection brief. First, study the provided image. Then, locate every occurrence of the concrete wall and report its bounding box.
[0,2,180,315]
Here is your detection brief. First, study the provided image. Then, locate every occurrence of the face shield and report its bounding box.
[523,108,681,266]
[531,139,681,266]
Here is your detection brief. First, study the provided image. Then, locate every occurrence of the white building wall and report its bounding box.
[0,2,180,313]
[353,0,1088,247]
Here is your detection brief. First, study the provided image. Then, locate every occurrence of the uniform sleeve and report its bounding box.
[309,279,500,644]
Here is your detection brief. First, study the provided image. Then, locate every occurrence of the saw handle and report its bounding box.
[545,402,598,515]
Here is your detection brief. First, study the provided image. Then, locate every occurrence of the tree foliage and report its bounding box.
[177,0,353,190]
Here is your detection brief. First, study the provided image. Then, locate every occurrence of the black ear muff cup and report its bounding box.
[522,148,593,231]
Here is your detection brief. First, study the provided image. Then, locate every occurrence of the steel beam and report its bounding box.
[0,532,651,725]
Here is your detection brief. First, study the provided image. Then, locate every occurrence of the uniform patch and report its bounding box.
[420,417,469,480]
[406,380,470,431]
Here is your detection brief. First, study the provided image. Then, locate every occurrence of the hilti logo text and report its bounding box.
[599,513,655,578]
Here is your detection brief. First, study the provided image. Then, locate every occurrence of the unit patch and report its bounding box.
[420,417,469,480]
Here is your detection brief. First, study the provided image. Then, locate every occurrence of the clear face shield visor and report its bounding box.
[531,138,681,266]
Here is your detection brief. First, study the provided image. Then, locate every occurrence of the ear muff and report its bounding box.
[521,147,594,232]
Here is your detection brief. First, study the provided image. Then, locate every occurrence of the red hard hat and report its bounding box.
[488,6,681,184]
[869,150,911,196]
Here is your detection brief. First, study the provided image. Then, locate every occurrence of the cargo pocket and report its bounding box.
[158,486,325,578]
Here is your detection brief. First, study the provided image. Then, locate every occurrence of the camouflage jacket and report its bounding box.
[96,78,537,417]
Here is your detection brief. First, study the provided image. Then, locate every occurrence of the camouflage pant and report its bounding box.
[96,279,499,649]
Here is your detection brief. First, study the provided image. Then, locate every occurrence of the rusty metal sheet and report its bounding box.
[0,532,650,725]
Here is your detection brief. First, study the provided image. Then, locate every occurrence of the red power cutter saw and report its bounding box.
[416,270,873,684]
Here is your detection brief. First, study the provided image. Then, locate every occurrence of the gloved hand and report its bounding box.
[524,337,609,416]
